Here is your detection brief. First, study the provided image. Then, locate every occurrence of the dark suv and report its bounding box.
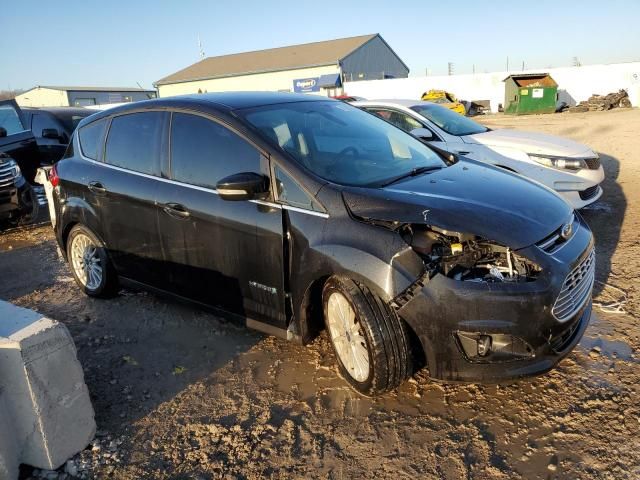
[49,93,594,395]
[0,100,39,225]
[22,107,93,165]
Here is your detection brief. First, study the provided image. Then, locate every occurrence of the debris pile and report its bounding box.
[569,89,632,112]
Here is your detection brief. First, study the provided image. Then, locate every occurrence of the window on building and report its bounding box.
[170,112,262,188]
[74,98,97,107]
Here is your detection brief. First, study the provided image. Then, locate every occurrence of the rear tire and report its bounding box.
[323,276,412,396]
[67,224,118,298]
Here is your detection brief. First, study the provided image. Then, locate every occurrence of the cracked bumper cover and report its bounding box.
[396,218,594,383]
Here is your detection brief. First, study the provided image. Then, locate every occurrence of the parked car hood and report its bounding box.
[463,128,595,157]
[342,160,572,250]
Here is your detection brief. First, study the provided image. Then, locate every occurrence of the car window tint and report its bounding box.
[32,113,60,137]
[170,112,261,188]
[368,109,421,133]
[78,118,108,160]
[105,112,163,174]
[274,165,323,212]
[0,104,25,135]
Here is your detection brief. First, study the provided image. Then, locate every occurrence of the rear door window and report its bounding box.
[170,112,261,189]
[105,112,164,175]
[78,118,108,160]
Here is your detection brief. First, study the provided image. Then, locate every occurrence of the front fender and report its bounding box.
[312,243,423,301]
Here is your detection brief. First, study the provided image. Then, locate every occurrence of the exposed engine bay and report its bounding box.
[400,224,541,283]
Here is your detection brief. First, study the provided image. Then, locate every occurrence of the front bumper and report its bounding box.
[0,181,31,221]
[397,216,594,383]
[553,165,605,209]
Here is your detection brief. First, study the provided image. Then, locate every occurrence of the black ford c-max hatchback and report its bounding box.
[49,92,594,395]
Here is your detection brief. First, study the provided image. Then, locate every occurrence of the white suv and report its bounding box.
[354,99,604,209]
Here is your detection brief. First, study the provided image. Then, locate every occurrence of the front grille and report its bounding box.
[579,185,600,201]
[0,161,17,188]
[537,214,577,254]
[550,312,584,352]
[552,249,595,322]
[584,156,601,170]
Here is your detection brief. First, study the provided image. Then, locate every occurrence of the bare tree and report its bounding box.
[0,89,24,101]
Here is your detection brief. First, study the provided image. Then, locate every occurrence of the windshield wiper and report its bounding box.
[380,166,443,187]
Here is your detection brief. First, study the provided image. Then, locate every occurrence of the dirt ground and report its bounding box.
[2,109,639,480]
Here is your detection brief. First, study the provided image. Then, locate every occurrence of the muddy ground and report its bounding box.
[2,109,639,479]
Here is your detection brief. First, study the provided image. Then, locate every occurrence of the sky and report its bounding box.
[2,0,639,91]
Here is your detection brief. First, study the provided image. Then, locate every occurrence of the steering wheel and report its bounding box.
[338,146,360,158]
[324,146,361,178]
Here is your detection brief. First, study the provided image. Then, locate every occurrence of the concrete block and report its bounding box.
[0,301,95,478]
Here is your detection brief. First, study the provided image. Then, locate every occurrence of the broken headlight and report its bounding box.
[401,225,541,283]
[530,154,587,171]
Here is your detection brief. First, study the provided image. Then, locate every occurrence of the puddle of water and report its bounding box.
[578,335,636,361]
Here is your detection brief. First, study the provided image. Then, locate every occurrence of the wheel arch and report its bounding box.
[59,197,105,254]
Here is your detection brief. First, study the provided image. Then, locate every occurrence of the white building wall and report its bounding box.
[15,88,69,107]
[157,65,341,98]
[344,62,640,111]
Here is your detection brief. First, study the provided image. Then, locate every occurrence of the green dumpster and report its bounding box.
[503,73,558,115]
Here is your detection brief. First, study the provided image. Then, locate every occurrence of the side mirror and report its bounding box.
[42,128,61,139]
[216,172,270,201]
[0,127,6,138]
[410,127,434,141]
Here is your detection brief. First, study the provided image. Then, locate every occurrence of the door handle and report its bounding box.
[87,181,107,195]
[162,202,190,219]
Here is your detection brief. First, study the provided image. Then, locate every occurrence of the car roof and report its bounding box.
[76,92,334,128]
[23,106,93,118]
[353,99,434,109]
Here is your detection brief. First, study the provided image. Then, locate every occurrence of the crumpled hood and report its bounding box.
[464,129,595,157]
[343,160,572,250]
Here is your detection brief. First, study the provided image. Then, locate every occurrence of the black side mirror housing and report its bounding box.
[216,172,270,201]
[42,128,61,139]
[0,127,6,138]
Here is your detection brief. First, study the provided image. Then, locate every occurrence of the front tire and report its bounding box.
[323,276,412,396]
[67,224,118,298]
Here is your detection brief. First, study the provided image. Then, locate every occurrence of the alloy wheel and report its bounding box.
[326,291,370,382]
[70,233,103,290]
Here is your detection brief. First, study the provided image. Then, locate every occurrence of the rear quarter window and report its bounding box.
[78,118,108,160]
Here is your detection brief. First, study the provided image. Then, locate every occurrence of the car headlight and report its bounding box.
[530,154,586,171]
[9,161,23,180]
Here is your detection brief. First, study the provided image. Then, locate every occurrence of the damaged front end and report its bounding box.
[399,224,541,284]
[349,206,593,383]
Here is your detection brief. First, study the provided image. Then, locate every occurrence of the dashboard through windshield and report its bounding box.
[237,101,445,187]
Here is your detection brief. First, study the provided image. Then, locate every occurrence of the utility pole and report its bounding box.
[447,62,454,76]
[522,60,525,71]
[197,35,205,60]
[472,64,475,74]
[506,56,509,71]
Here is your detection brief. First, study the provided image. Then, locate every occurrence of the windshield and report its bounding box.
[238,101,445,187]
[411,103,488,136]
